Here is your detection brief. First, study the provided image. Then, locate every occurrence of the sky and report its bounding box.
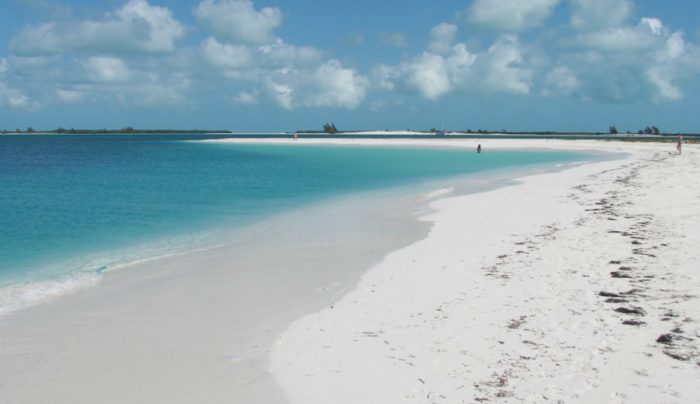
[1,0,699,132]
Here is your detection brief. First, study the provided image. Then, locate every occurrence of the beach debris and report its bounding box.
[664,351,691,361]
[610,271,633,279]
[605,298,628,303]
[620,288,643,296]
[615,306,647,316]
[656,334,674,345]
[507,316,527,330]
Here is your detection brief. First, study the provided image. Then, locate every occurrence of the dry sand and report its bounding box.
[268,139,700,403]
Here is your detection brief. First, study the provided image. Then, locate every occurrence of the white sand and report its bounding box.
[266,139,700,403]
[2,138,698,403]
[0,187,432,404]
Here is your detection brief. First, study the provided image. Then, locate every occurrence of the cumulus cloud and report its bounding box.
[9,0,183,55]
[576,17,666,51]
[553,15,700,103]
[466,0,560,31]
[195,0,282,45]
[56,88,86,103]
[570,0,632,30]
[404,52,452,99]
[83,57,131,83]
[258,40,323,69]
[0,82,39,110]
[428,23,458,55]
[195,1,355,110]
[380,24,530,100]
[201,36,323,81]
[233,90,259,105]
[478,35,532,94]
[265,60,368,109]
[202,37,253,71]
[543,66,580,95]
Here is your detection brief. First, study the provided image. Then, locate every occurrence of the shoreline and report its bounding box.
[1,138,697,403]
[0,147,578,404]
[269,139,700,403]
[0,180,434,403]
[0,141,593,318]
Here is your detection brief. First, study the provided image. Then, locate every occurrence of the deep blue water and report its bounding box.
[0,135,592,311]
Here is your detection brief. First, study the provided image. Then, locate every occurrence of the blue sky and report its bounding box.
[1,0,699,132]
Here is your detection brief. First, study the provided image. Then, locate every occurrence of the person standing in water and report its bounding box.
[677,134,683,154]
[477,144,482,153]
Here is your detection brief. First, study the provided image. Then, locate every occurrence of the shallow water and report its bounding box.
[0,134,592,313]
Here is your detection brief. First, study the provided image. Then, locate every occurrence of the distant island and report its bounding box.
[1,124,695,137]
[1,127,232,135]
[292,123,693,136]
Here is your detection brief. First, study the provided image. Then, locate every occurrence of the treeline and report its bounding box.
[1,127,232,134]
[609,126,666,135]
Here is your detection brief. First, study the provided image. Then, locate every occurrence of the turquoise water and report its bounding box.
[0,135,592,312]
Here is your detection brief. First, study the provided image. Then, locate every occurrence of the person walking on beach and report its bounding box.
[677,134,683,154]
[477,144,482,153]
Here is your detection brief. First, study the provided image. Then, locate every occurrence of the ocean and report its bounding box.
[0,135,592,314]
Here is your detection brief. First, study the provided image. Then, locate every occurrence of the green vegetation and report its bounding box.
[637,126,661,135]
[1,127,232,135]
[322,123,338,134]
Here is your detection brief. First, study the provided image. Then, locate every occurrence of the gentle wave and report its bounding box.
[0,231,227,317]
[0,273,100,316]
[423,186,455,200]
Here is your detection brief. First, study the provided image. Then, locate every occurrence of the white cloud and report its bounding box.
[194,1,360,110]
[8,94,33,109]
[404,52,451,100]
[576,18,666,51]
[83,57,131,83]
[201,36,323,82]
[646,68,681,101]
[195,0,282,45]
[56,88,86,103]
[391,25,528,100]
[570,0,632,30]
[552,14,700,103]
[265,60,368,109]
[371,64,399,91]
[265,81,294,109]
[466,0,560,31]
[378,32,407,48]
[202,37,252,70]
[0,58,7,74]
[233,90,259,105]
[0,83,39,110]
[428,23,457,55]
[10,0,183,55]
[479,35,532,94]
[258,39,323,69]
[640,17,665,36]
[543,66,580,95]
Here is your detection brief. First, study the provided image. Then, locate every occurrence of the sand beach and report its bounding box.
[1,138,698,403]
